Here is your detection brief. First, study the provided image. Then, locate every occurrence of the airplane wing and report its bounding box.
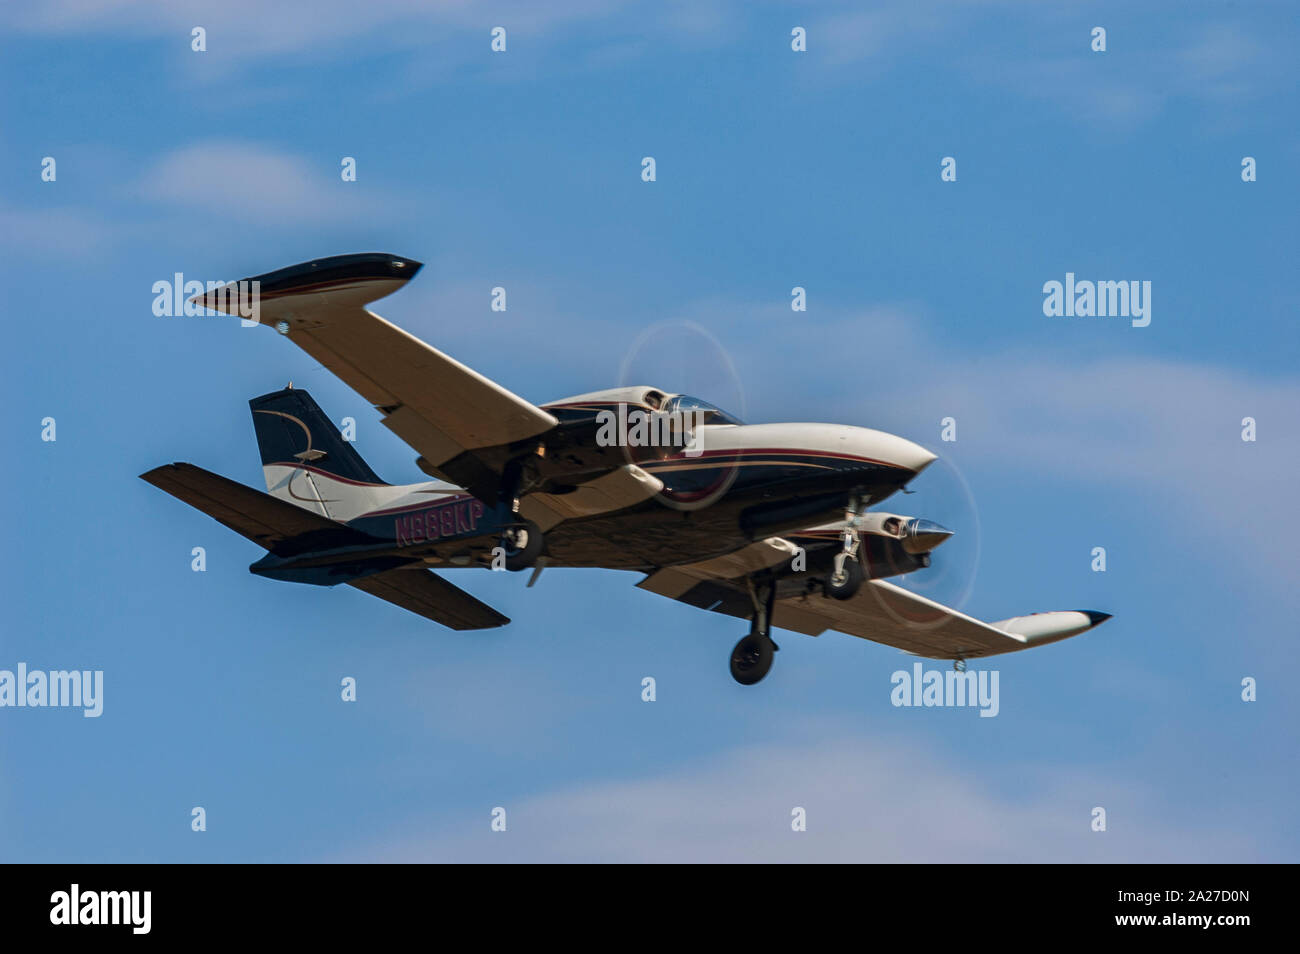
[638,547,1109,660]
[773,580,1109,659]
[194,254,559,505]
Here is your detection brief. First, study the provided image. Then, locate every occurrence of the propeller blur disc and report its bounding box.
[618,320,747,511]
[866,452,983,631]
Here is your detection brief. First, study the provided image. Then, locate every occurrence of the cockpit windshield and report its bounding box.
[665,394,744,426]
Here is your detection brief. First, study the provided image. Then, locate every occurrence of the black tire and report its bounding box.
[826,557,863,600]
[501,520,545,571]
[730,634,775,685]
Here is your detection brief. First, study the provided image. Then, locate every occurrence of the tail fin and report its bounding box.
[250,387,387,519]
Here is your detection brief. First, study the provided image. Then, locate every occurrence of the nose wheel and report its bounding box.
[730,579,780,685]
[826,495,866,600]
[827,556,864,600]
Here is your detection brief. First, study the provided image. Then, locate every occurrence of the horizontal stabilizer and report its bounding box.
[348,568,509,631]
[140,462,367,555]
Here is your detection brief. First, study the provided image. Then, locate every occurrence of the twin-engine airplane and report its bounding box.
[142,253,1111,685]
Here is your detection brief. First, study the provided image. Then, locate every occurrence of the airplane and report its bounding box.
[141,252,1112,685]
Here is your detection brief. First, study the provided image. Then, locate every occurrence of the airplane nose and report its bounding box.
[841,427,936,480]
[902,518,953,554]
[890,437,937,475]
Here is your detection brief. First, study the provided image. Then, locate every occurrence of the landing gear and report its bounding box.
[731,579,780,685]
[827,557,864,600]
[826,494,865,600]
[500,519,544,571]
[495,462,544,572]
[730,632,775,685]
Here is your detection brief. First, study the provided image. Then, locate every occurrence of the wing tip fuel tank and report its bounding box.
[992,609,1113,648]
[189,252,423,319]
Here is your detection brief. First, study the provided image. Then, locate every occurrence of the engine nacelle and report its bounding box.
[855,512,953,554]
[861,535,931,578]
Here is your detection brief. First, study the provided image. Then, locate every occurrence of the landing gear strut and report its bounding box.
[730,579,779,685]
[496,462,545,572]
[826,494,865,600]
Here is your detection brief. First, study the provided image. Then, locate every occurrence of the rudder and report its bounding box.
[250,386,387,518]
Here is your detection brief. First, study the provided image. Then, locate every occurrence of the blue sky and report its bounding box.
[1,0,1296,861]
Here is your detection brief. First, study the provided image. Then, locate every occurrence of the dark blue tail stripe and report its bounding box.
[249,388,385,485]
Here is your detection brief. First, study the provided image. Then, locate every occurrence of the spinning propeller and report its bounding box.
[861,453,983,630]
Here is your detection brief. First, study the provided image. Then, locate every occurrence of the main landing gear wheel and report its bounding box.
[730,633,775,685]
[731,579,779,685]
[501,520,544,571]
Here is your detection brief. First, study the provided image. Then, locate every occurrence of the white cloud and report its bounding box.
[333,731,1261,862]
[8,0,632,56]
[0,202,120,257]
[136,141,394,226]
[811,4,961,70]
[8,1,1284,130]
[804,3,1283,127]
